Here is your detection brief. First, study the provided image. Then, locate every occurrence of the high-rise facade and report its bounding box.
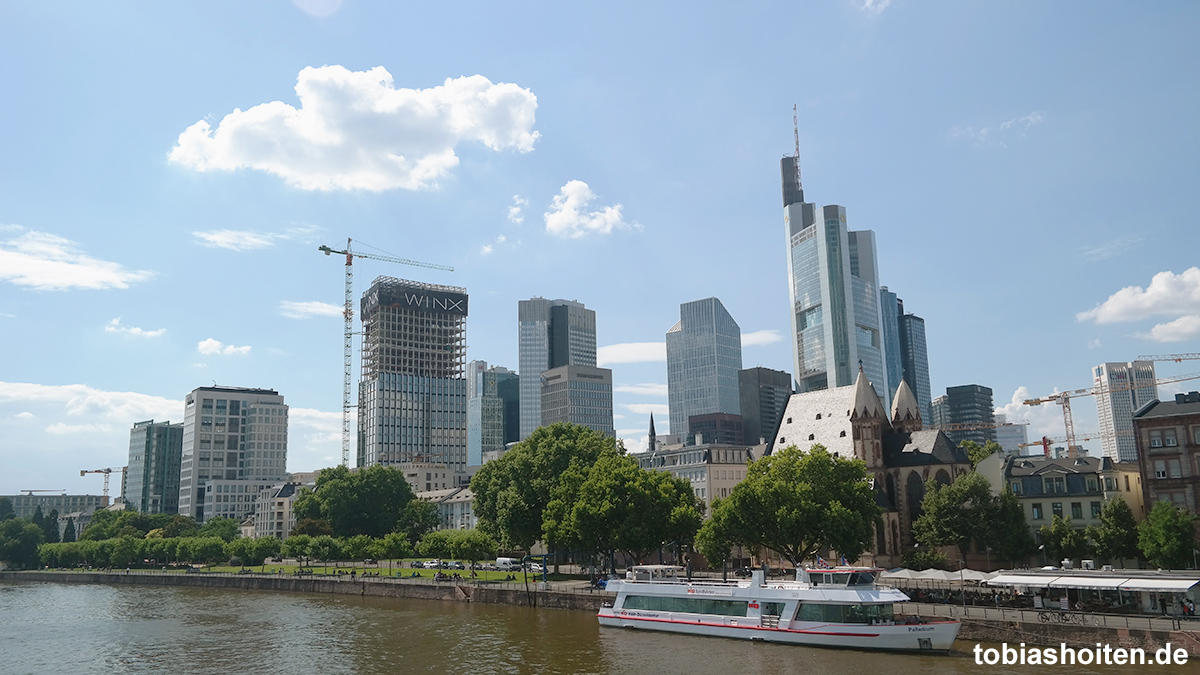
[737,366,792,445]
[357,277,469,475]
[1095,361,1158,462]
[897,307,932,424]
[466,360,519,466]
[125,419,183,514]
[540,364,614,436]
[517,298,597,439]
[879,287,903,406]
[666,297,742,436]
[782,156,889,398]
[931,384,995,446]
[993,414,1029,456]
[178,386,289,522]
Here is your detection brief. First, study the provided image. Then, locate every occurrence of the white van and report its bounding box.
[496,557,521,571]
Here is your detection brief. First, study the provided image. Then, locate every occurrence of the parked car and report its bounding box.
[528,562,544,573]
[423,560,441,569]
[482,563,498,571]
[410,561,424,568]
[448,561,465,570]
[363,559,376,565]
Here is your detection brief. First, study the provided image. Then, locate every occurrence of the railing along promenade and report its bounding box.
[897,601,1194,633]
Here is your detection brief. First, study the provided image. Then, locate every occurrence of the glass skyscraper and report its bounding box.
[125,419,183,514]
[517,298,596,439]
[466,360,519,465]
[666,297,742,437]
[898,309,932,424]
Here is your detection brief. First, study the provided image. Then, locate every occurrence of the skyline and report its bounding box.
[2,2,1199,495]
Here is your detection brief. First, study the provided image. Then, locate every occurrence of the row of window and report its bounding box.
[1030,501,1102,520]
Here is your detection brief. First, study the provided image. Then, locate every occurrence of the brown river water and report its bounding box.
[0,581,1176,674]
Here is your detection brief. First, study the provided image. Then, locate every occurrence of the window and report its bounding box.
[1154,460,1167,479]
[1052,503,1063,518]
[1011,481,1022,495]
[1125,475,1131,491]
[1193,426,1200,445]
[1071,502,1083,519]
[1044,477,1065,494]
[1104,477,1116,491]
[1150,431,1163,448]
[1091,502,1102,518]
[1032,503,1043,520]
[1168,459,1182,479]
[1086,477,1098,493]
[1164,429,1178,447]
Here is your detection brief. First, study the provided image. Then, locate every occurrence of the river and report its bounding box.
[0,581,1159,674]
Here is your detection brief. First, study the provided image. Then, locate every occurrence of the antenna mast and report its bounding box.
[792,104,802,193]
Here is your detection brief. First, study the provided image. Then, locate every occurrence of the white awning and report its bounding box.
[985,574,1054,587]
[1118,579,1199,593]
[1047,577,1127,589]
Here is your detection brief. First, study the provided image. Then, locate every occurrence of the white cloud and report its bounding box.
[858,0,891,16]
[15,412,33,420]
[480,234,507,256]
[994,386,1068,443]
[1087,338,1102,349]
[0,226,153,291]
[622,403,669,416]
[46,422,113,435]
[105,317,166,338]
[1082,235,1142,262]
[950,111,1045,148]
[544,180,639,238]
[197,338,251,355]
[193,230,277,251]
[170,66,539,191]
[1077,268,1200,324]
[619,434,651,454]
[614,383,669,397]
[279,300,343,319]
[742,329,783,347]
[508,195,527,224]
[597,342,666,366]
[1136,315,1200,343]
[0,382,181,423]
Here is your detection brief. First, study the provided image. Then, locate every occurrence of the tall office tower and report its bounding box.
[1095,361,1158,462]
[540,364,614,436]
[125,419,183,514]
[781,156,889,398]
[738,366,792,445]
[897,306,932,424]
[178,386,289,522]
[993,413,1029,456]
[357,277,468,475]
[930,384,995,446]
[666,297,743,437]
[880,287,903,406]
[518,298,597,439]
[466,360,519,466]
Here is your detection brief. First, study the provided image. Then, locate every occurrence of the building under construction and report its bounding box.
[357,276,469,477]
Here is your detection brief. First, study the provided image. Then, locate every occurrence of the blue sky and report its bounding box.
[2,1,1199,495]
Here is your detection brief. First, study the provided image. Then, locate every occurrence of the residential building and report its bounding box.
[772,375,970,567]
[540,364,614,436]
[518,298,596,439]
[737,366,792,446]
[254,482,306,540]
[781,154,889,399]
[1095,361,1158,462]
[636,443,756,511]
[666,297,742,436]
[124,419,183,514]
[178,386,289,522]
[931,384,996,446]
[994,414,1030,457]
[3,494,107,520]
[466,360,519,466]
[1134,391,1200,512]
[416,486,478,530]
[357,277,468,476]
[396,462,454,493]
[687,413,744,446]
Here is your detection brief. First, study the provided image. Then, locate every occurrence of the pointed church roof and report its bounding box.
[648,412,656,436]
[850,368,887,421]
[891,378,922,425]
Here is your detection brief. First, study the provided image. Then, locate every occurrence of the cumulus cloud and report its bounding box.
[994,386,1068,443]
[0,382,181,422]
[197,338,251,355]
[619,434,652,454]
[1076,267,1200,343]
[597,342,666,366]
[105,318,166,338]
[15,412,33,420]
[508,195,527,224]
[279,300,343,319]
[544,180,639,238]
[742,329,783,347]
[46,422,113,435]
[950,111,1045,148]
[1087,338,1102,349]
[0,226,153,291]
[170,66,539,191]
[622,403,670,416]
[1136,315,1200,343]
[480,235,507,256]
[614,383,669,397]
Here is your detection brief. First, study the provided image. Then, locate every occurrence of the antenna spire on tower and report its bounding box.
[792,104,803,193]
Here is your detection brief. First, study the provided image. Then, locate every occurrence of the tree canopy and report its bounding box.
[1039,515,1090,563]
[293,465,424,539]
[697,444,880,568]
[913,471,997,562]
[1138,501,1196,569]
[1087,498,1140,563]
[959,440,1003,468]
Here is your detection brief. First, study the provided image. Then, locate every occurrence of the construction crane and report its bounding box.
[19,489,65,496]
[1017,429,1129,456]
[936,420,1029,432]
[1136,353,1200,363]
[80,467,125,503]
[319,239,454,468]
[1022,371,1200,458]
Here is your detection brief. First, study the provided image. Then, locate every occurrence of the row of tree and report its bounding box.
[290,464,439,542]
[0,499,69,568]
[1037,500,1197,570]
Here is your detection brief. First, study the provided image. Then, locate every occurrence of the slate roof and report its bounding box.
[1006,455,1112,477]
[1133,392,1200,419]
[882,429,968,467]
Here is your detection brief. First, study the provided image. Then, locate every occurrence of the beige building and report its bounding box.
[396,462,454,493]
[634,442,757,511]
[415,486,478,530]
[253,482,306,539]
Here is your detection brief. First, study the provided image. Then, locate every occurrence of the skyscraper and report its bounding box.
[178,386,288,522]
[930,384,995,446]
[666,297,742,437]
[1095,361,1158,462]
[879,287,903,406]
[466,360,519,466]
[518,298,597,439]
[897,306,932,424]
[125,419,183,514]
[357,277,468,475]
[540,364,614,436]
[738,366,792,445]
[781,155,889,398]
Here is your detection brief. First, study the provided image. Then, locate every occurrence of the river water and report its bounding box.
[0,581,1163,674]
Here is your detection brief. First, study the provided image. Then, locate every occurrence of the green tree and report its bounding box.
[309,535,341,563]
[991,488,1037,566]
[959,440,1003,468]
[291,518,334,537]
[396,500,440,547]
[282,534,312,563]
[253,537,281,567]
[42,508,60,544]
[1138,501,1197,569]
[698,445,880,568]
[1039,515,1090,564]
[374,532,412,562]
[197,517,240,542]
[224,537,252,566]
[0,519,46,569]
[294,465,419,539]
[110,536,141,567]
[0,497,15,521]
[902,549,950,570]
[418,530,455,559]
[1088,498,1141,563]
[913,471,994,562]
[341,534,375,561]
[451,529,498,568]
[471,423,618,552]
[62,518,76,543]
[695,497,738,574]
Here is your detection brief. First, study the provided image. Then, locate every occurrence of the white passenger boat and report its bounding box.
[598,565,960,652]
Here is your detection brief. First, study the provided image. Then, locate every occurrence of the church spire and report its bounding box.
[648,413,657,453]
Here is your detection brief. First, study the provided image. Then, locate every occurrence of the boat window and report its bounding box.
[761,602,786,616]
[847,572,875,586]
[813,573,852,586]
[794,603,893,624]
[622,595,748,617]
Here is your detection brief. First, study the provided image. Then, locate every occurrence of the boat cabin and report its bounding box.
[801,568,882,587]
[628,565,684,581]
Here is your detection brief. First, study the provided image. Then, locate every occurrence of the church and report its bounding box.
[771,369,971,568]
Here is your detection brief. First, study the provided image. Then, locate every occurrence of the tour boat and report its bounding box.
[597,565,960,652]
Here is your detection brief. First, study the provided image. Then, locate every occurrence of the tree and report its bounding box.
[197,517,240,542]
[990,488,1037,566]
[471,423,618,552]
[960,440,1003,468]
[282,534,312,564]
[1088,498,1140,563]
[902,549,950,570]
[291,518,334,537]
[295,465,419,539]
[698,445,880,568]
[451,529,498,568]
[913,472,995,562]
[310,535,341,563]
[61,518,76,544]
[253,537,281,567]
[42,508,60,544]
[396,500,439,547]
[1039,515,1090,564]
[110,536,141,567]
[1139,501,1197,569]
[373,532,413,563]
[695,498,738,575]
[0,497,14,521]
[341,534,375,561]
[418,530,455,560]
[0,519,46,568]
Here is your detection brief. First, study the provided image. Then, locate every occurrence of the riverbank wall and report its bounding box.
[0,570,611,611]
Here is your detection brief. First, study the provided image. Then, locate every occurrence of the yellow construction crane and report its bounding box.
[1022,371,1200,458]
[318,239,453,468]
[80,467,125,504]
